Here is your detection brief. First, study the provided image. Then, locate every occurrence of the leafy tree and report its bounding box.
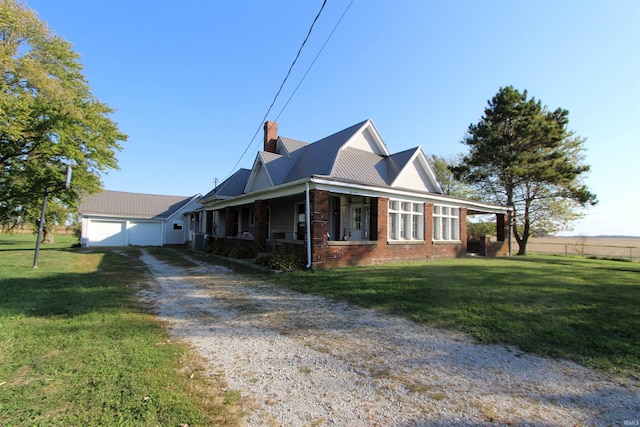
[1,0,126,241]
[451,86,597,255]
[428,154,477,199]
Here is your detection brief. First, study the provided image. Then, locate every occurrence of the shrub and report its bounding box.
[255,254,305,271]
[205,244,253,259]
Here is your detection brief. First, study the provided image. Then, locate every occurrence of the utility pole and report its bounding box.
[33,165,72,269]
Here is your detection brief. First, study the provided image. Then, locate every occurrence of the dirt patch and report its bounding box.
[136,249,639,426]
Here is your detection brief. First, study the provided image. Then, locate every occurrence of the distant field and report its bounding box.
[528,236,640,261]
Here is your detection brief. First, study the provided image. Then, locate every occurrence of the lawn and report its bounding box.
[259,254,640,378]
[2,233,638,425]
[0,234,242,426]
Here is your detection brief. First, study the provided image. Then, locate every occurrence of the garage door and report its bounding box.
[128,222,163,246]
[89,220,126,246]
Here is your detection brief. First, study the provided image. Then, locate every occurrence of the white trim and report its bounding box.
[390,147,443,194]
[342,119,390,157]
[202,176,510,215]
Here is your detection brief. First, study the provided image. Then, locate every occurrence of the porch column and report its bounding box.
[310,189,329,266]
[370,197,379,241]
[496,212,507,241]
[460,208,468,250]
[224,207,234,237]
[376,197,388,241]
[425,203,434,244]
[206,210,214,236]
[254,200,269,253]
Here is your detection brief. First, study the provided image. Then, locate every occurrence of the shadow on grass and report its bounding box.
[0,249,144,318]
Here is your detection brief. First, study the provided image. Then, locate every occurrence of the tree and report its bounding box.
[451,86,597,255]
[428,154,478,199]
[1,0,126,241]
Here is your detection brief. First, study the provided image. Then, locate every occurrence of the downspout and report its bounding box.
[305,181,312,269]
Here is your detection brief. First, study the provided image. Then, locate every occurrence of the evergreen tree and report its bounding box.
[451,86,597,255]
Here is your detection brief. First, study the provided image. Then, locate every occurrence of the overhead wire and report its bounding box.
[224,0,327,180]
[273,0,355,123]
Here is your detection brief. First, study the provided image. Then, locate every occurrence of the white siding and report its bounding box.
[393,157,437,192]
[166,219,186,245]
[345,128,384,155]
[247,163,272,192]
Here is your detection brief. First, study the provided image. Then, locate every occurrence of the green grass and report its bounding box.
[257,255,640,377]
[0,234,242,426]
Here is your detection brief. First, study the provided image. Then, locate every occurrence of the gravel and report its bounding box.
[136,249,639,426]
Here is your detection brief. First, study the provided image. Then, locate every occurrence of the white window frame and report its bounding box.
[433,205,460,241]
[388,200,424,241]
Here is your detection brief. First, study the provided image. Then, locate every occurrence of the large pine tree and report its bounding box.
[451,86,597,255]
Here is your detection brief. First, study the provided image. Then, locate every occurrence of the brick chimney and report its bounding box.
[263,121,278,153]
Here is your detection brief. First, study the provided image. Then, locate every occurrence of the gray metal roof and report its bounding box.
[79,190,198,219]
[332,147,390,186]
[201,119,438,199]
[284,120,368,183]
[202,169,251,199]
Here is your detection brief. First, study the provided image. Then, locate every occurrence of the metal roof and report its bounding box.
[78,190,198,219]
[201,169,251,199]
[201,119,445,200]
[284,120,368,183]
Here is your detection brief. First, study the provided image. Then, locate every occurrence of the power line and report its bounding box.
[225,0,327,179]
[273,0,355,123]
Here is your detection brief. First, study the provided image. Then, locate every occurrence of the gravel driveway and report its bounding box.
[136,249,639,426]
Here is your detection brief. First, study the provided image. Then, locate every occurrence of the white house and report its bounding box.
[78,190,201,247]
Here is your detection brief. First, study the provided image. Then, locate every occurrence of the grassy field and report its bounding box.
[258,254,640,378]
[2,233,639,425]
[0,234,242,426]
[528,236,640,261]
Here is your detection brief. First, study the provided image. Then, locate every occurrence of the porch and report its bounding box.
[199,188,510,269]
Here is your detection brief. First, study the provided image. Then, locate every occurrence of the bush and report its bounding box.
[205,244,254,259]
[255,254,305,272]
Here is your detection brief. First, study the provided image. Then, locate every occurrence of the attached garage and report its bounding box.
[87,220,126,247]
[78,190,201,247]
[128,221,164,246]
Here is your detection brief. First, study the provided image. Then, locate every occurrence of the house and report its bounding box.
[78,190,201,247]
[197,119,511,269]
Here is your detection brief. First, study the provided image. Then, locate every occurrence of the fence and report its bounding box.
[527,237,640,262]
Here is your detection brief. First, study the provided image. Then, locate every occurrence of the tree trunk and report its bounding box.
[516,238,527,255]
[516,218,530,255]
[42,228,55,244]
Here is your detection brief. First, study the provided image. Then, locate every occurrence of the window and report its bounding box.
[388,200,423,241]
[433,205,460,241]
[172,220,183,231]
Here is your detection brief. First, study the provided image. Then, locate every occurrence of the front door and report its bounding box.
[350,205,369,241]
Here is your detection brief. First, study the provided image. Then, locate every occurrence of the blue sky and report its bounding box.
[26,1,639,236]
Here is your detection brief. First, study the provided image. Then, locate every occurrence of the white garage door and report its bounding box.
[128,222,163,246]
[89,220,126,246]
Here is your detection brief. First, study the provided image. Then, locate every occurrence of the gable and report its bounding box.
[342,125,388,156]
[244,158,273,193]
[391,149,443,193]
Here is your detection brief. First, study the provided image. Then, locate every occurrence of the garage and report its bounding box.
[127,221,163,246]
[79,190,202,248]
[87,220,126,246]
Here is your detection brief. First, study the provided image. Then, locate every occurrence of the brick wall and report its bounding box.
[313,197,469,269]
